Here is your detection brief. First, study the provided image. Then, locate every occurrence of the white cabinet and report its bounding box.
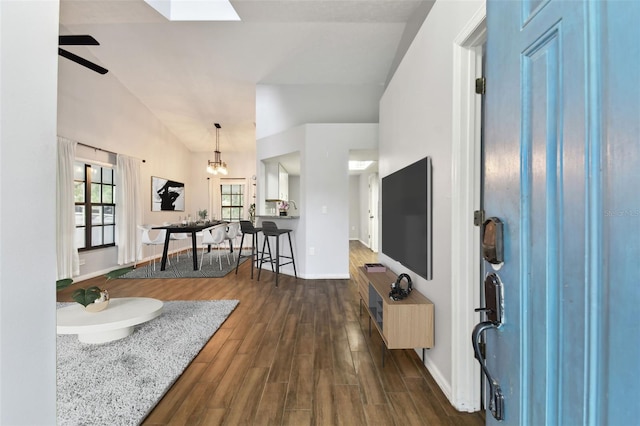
[265,163,279,200]
[265,163,289,201]
[278,164,288,201]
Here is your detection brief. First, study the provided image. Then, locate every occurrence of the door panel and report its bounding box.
[601,2,640,423]
[484,0,639,424]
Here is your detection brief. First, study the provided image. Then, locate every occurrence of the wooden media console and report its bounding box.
[356,266,434,362]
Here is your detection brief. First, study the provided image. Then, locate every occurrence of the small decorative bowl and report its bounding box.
[85,289,110,313]
[85,299,109,312]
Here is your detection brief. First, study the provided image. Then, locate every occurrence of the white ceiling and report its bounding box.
[59,0,433,155]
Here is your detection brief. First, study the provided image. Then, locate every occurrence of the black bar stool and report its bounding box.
[258,221,297,287]
[235,220,263,279]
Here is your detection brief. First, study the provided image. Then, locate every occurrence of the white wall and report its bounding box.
[287,175,301,216]
[304,124,379,278]
[378,0,484,404]
[256,84,383,139]
[255,81,381,279]
[257,124,378,279]
[0,1,59,423]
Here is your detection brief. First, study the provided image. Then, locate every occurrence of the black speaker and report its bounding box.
[389,273,413,301]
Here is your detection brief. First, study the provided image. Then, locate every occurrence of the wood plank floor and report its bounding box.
[57,241,484,425]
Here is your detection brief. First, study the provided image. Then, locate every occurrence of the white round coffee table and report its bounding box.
[57,297,164,343]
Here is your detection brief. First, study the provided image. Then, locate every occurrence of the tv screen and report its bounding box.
[381,157,432,280]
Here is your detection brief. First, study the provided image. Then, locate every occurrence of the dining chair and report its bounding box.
[224,222,241,262]
[192,220,220,261]
[163,222,189,261]
[199,225,229,270]
[138,225,168,271]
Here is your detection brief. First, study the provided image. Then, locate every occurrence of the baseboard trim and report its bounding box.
[421,350,454,407]
[302,273,350,280]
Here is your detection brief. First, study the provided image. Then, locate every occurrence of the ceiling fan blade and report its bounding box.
[59,35,99,46]
[58,48,108,75]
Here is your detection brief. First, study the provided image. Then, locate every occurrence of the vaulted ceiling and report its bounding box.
[59,0,434,154]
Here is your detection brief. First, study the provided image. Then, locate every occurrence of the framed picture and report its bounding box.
[151,176,185,211]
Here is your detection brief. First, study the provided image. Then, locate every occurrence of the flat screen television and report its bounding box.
[381,156,432,280]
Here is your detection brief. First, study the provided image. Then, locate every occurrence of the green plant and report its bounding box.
[198,209,208,220]
[105,266,134,280]
[70,266,133,307]
[72,286,102,307]
[56,278,73,292]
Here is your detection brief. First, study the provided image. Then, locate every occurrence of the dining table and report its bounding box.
[152,222,225,271]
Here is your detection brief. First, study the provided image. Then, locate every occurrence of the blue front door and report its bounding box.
[483,1,639,424]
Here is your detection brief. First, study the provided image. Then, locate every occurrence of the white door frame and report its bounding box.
[368,173,379,252]
[449,3,486,412]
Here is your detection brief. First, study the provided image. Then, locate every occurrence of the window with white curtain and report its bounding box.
[74,162,116,250]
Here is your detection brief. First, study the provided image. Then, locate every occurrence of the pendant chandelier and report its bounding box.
[206,122,228,175]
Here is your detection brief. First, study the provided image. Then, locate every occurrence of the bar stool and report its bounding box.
[235,220,263,278]
[258,221,297,287]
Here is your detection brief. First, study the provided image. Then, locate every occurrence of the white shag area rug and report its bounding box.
[57,300,239,426]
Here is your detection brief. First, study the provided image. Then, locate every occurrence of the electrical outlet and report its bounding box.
[79,258,86,265]
[322,205,327,214]
[309,247,315,255]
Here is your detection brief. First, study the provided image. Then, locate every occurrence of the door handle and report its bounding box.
[472,273,505,421]
[472,321,504,421]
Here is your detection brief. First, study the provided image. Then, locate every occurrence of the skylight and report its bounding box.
[349,161,374,171]
[145,0,240,21]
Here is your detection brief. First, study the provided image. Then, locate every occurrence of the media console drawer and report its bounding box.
[358,266,434,350]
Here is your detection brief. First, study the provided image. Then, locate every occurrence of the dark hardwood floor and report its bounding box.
[57,241,484,425]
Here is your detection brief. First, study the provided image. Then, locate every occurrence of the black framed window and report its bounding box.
[74,162,116,250]
[220,184,244,221]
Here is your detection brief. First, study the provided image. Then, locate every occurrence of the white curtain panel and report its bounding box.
[116,154,142,265]
[56,137,80,279]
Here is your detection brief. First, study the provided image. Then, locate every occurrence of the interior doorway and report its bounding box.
[348,149,378,252]
[368,173,379,252]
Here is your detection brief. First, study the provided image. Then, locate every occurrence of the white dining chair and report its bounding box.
[224,222,241,262]
[163,222,189,261]
[200,225,229,270]
[138,225,168,271]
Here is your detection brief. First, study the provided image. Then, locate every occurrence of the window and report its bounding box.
[220,184,244,221]
[74,162,116,250]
